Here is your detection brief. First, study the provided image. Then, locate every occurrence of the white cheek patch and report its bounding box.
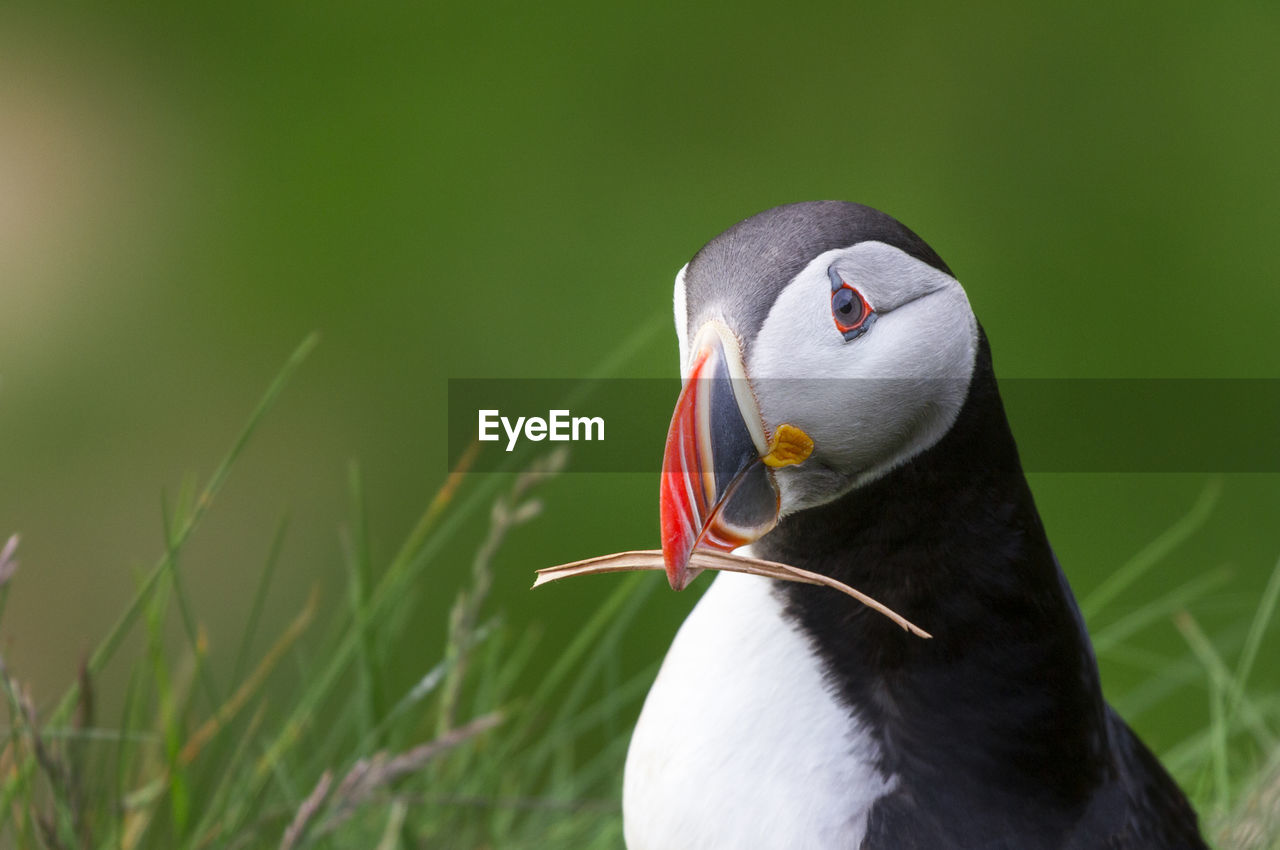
[673,264,690,374]
[748,242,978,511]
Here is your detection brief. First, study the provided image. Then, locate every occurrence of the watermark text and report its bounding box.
[478,409,605,452]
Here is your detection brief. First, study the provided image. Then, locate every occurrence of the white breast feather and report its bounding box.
[623,568,895,849]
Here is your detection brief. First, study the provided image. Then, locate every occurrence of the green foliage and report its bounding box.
[0,339,649,848]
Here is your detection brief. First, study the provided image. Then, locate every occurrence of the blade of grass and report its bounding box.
[1082,478,1221,618]
[499,573,656,790]
[1172,611,1277,751]
[440,451,565,734]
[249,450,505,789]
[521,572,651,729]
[1092,568,1231,654]
[0,656,81,847]
[143,566,191,839]
[232,514,291,685]
[535,550,931,637]
[0,680,32,835]
[1175,610,1239,815]
[1108,623,1248,721]
[181,588,319,766]
[0,534,18,626]
[536,662,657,793]
[345,461,383,740]
[48,332,320,729]
[374,799,409,850]
[1162,692,1280,776]
[114,658,148,850]
[122,541,317,840]
[356,619,499,755]
[161,485,223,714]
[1226,553,1280,735]
[187,703,268,850]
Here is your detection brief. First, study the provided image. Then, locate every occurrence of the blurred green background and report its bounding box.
[1,0,1277,770]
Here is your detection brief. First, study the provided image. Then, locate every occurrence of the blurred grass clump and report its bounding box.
[0,339,657,849]
[0,338,1277,849]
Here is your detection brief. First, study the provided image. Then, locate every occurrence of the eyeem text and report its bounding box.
[478,409,605,452]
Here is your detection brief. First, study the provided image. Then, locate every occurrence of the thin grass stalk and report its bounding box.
[345,462,384,740]
[1226,554,1280,737]
[0,534,18,627]
[1092,568,1232,654]
[1174,612,1277,752]
[47,333,320,731]
[232,514,291,685]
[1082,478,1221,617]
[0,657,81,847]
[188,704,268,850]
[1176,610,1241,815]
[181,588,319,766]
[159,479,223,718]
[439,449,566,735]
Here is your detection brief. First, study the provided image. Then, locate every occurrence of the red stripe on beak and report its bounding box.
[659,323,782,591]
[660,349,712,591]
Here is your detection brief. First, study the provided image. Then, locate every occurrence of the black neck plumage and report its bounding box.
[755,328,1113,823]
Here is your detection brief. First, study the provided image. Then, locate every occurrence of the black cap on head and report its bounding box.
[682,201,953,351]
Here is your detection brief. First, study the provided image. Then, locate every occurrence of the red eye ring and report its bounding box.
[830,284,876,340]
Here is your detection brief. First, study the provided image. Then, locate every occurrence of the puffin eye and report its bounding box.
[830,283,875,341]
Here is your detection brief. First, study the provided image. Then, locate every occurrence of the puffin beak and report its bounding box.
[660,321,814,591]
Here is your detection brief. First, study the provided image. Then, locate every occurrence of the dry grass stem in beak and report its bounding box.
[533,549,931,638]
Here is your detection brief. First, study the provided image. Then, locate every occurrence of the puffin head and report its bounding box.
[661,201,980,590]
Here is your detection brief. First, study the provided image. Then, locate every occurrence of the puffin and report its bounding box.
[622,202,1206,849]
